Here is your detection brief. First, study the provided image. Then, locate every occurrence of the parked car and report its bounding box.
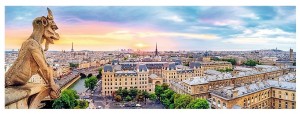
[136,104,141,107]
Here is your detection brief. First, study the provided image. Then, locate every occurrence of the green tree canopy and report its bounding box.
[52,89,79,109]
[114,95,122,102]
[75,100,89,109]
[149,93,157,101]
[84,76,98,91]
[174,94,193,109]
[155,85,164,100]
[69,63,79,68]
[244,59,259,66]
[97,68,102,79]
[129,88,138,98]
[125,95,132,102]
[121,88,129,98]
[186,98,209,109]
[161,83,169,91]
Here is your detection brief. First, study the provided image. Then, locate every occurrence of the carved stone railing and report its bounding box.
[5,83,51,109]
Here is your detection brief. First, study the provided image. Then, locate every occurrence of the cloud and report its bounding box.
[212,20,243,26]
[223,37,295,44]
[233,28,295,38]
[224,28,295,45]
[62,30,220,41]
[162,15,184,22]
[240,13,260,20]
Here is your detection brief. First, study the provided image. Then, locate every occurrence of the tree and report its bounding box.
[114,95,122,102]
[116,88,123,96]
[129,88,138,98]
[244,59,259,66]
[184,62,189,66]
[186,98,209,109]
[97,67,102,79]
[52,89,79,109]
[174,94,193,109]
[162,99,171,108]
[225,59,236,65]
[87,73,93,78]
[149,93,157,101]
[161,89,175,109]
[142,91,150,104]
[161,83,169,91]
[79,73,86,79]
[84,76,98,91]
[136,92,144,102]
[155,85,164,100]
[69,63,79,68]
[125,95,132,102]
[75,100,89,109]
[121,89,129,98]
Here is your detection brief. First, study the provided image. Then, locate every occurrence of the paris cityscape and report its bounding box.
[4,6,296,109]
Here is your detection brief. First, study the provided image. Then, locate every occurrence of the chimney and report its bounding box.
[232,89,239,98]
[231,70,238,76]
[256,81,260,87]
[241,83,245,86]
[190,78,194,81]
[230,84,235,88]
[245,85,250,92]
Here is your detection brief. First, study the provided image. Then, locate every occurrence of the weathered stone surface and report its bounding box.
[5,87,29,105]
[5,83,47,106]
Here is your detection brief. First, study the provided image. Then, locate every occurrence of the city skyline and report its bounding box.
[5,6,296,51]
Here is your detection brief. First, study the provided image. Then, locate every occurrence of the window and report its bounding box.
[273,91,275,97]
[279,100,281,109]
[255,96,257,102]
[285,102,288,109]
[200,86,204,92]
[292,93,295,100]
[292,103,295,109]
[264,92,267,98]
[252,97,254,103]
[217,100,221,108]
[248,98,250,106]
[213,98,216,105]
[285,92,288,100]
[223,103,227,109]
[125,82,127,85]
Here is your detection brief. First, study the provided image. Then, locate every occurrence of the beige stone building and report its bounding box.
[210,80,296,109]
[101,64,163,96]
[168,65,294,109]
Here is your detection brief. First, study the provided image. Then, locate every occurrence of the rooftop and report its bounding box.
[211,79,296,100]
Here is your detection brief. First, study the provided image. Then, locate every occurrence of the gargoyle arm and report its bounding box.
[29,41,54,86]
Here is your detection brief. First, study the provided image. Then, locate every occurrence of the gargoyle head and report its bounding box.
[32,8,60,51]
[43,8,60,51]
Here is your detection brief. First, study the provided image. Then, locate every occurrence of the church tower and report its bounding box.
[155,42,158,56]
[71,42,74,52]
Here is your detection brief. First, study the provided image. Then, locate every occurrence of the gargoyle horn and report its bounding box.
[44,7,52,51]
[47,7,53,20]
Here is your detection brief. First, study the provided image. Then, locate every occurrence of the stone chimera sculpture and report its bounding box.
[5,8,60,100]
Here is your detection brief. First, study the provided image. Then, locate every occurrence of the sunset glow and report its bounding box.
[5,6,296,51]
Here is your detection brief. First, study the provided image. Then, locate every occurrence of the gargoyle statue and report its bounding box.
[5,8,60,99]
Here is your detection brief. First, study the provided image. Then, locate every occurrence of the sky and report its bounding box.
[5,6,296,51]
